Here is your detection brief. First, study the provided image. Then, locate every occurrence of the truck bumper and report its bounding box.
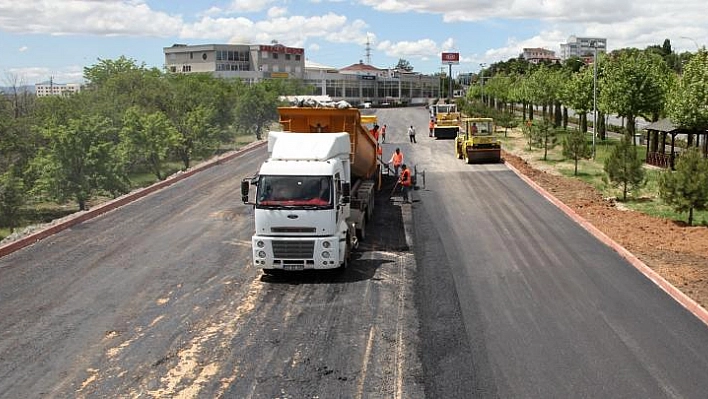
[252,235,342,270]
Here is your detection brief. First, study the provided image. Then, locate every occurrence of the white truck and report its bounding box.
[241,106,380,274]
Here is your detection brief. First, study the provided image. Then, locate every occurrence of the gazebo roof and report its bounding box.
[644,118,679,133]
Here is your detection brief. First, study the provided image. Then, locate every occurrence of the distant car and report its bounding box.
[363,102,372,109]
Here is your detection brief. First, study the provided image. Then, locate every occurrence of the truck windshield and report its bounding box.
[256,175,333,208]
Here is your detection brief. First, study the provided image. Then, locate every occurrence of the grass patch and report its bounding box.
[500,127,705,225]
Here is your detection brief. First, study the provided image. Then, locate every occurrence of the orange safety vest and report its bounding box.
[391,152,403,166]
[400,169,412,186]
[429,120,435,129]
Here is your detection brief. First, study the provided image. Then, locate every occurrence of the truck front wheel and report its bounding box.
[356,217,366,241]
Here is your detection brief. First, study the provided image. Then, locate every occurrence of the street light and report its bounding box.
[591,41,598,159]
[680,36,700,50]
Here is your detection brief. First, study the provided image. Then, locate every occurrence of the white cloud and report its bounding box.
[227,0,278,13]
[356,0,708,54]
[267,7,288,18]
[0,1,183,37]
[18,46,28,52]
[4,65,84,84]
[377,38,439,59]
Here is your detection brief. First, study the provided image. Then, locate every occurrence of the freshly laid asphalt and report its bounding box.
[0,107,707,398]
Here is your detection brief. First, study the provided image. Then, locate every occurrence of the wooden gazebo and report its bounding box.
[643,118,707,169]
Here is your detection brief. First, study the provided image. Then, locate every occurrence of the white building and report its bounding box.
[163,43,440,106]
[521,48,560,64]
[560,36,607,61]
[35,82,81,97]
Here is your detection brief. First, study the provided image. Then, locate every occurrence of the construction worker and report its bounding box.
[381,124,387,143]
[429,119,435,137]
[408,125,417,143]
[388,148,404,176]
[399,164,412,203]
[370,124,380,142]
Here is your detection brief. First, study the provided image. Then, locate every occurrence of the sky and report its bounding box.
[1,0,706,85]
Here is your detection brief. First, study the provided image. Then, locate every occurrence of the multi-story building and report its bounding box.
[560,36,607,61]
[521,48,560,64]
[34,81,81,97]
[163,43,440,106]
[164,42,305,83]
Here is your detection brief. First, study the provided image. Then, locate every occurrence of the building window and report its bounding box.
[295,54,301,61]
[272,53,278,59]
[202,53,207,60]
[190,52,194,59]
[285,54,291,60]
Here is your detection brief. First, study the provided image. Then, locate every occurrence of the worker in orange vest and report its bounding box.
[429,119,435,137]
[399,164,412,203]
[388,148,404,176]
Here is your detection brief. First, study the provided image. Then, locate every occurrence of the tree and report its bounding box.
[535,120,559,161]
[30,116,128,211]
[599,49,672,141]
[174,105,219,169]
[234,82,280,140]
[119,107,180,180]
[0,167,25,231]
[658,148,708,225]
[395,59,414,72]
[604,137,645,201]
[561,66,593,132]
[83,56,152,87]
[667,48,708,133]
[563,129,593,175]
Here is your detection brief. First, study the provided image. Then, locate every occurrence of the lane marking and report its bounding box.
[356,325,376,399]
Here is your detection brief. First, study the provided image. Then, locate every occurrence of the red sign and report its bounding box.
[259,45,304,55]
[441,52,460,65]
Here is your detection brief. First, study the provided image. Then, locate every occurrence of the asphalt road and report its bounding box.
[377,107,708,398]
[1,106,707,398]
[0,144,423,398]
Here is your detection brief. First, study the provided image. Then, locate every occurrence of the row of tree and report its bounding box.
[465,40,707,145]
[0,56,302,231]
[466,40,708,225]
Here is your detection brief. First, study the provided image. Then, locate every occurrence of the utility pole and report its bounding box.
[591,41,598,159]
[448,63,453,101]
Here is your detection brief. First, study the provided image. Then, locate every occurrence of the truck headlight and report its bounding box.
[257,250,266,258]
[322,241,331,249]
[321,251,331,259]
[256,240,265,248]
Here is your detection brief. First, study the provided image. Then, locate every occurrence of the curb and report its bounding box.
[0,140,267,259]
[505,160,708,328]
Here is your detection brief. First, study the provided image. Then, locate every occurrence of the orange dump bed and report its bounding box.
[277,107,378,180]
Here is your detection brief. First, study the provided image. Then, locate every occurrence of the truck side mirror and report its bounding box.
[340,182,351,204]
[241,179,251,204]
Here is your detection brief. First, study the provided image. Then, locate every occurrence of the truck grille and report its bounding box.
[271,227,317,233]
[272,240,315,259]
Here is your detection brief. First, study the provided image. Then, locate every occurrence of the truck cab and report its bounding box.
[242,106,379,274]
